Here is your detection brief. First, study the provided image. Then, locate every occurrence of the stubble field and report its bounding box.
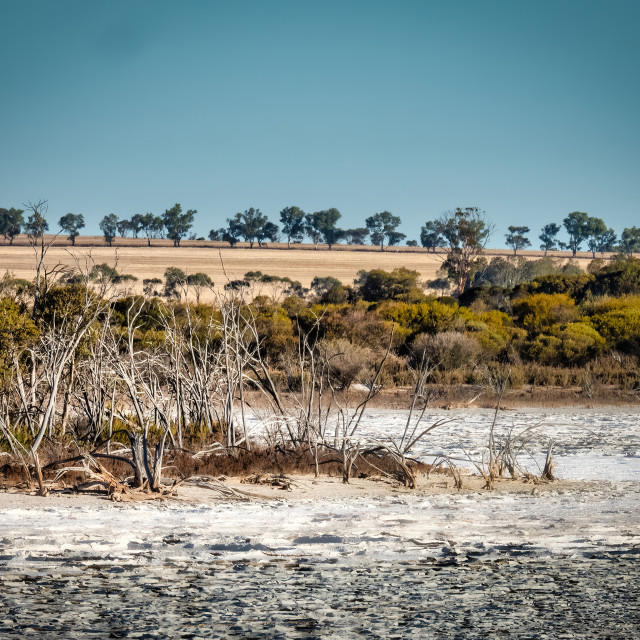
[0,236,601,298]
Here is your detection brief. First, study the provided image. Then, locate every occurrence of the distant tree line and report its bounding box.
[98,204,197,247]
[1,202,639,257]
[420,210,639,258]
[207,207,407,251]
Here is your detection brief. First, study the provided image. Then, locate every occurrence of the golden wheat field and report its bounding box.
[0,236,603,299]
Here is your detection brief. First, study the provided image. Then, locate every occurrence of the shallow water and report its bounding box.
[1,409,639,638]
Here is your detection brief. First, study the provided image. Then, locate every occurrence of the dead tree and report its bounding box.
[371,353,449,488]
[104,298,175,491]
[12,269,110,494]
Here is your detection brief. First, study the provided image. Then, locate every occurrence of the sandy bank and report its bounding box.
[0,473,591,510]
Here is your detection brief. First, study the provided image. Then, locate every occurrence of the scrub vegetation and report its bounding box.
[0,203,638,498]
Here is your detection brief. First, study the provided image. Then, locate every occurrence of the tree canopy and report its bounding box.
[140,213,165,246]
[58,213,85,246]
[279,206,306,248]
[365,211,404,251]
[439,207,492,295]
[563,211,590,256]
[0,208,24,245]
[99,214,118,247]
[308,209,344,250]
[227,208,275,248]
[186,272,213,303]
[620,227,640,255]
[505,226,531,256]
[25,210,49,239]
[539,223,561,255]
[164,267,187,298]
[420,221,444,252]
[163,203,196,247]
[344,228,369,245]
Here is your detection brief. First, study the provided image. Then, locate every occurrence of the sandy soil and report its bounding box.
[0,473,583,510]
[0,238,607,300]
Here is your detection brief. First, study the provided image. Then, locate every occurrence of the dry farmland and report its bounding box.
[0,235,602,299]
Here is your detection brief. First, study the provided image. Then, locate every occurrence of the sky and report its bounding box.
[1,0,639,247]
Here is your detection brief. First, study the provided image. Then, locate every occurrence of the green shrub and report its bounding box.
[355,268,425,302]
[583,296,640,353]
[515,273,593,300]
[512,293,577,335]
[556,322,605,365]
[377,299,473,338]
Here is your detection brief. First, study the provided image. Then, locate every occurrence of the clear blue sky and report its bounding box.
[1,0,638,246]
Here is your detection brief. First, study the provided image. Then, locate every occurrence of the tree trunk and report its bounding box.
[128,433,146,488]
[32,450,46,495]
[60,359,76,436]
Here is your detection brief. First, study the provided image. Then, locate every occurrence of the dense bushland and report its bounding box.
[0,252,638,495]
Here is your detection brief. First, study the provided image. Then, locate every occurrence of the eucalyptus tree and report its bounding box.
[256,220,279,247]
[539,223,561,255]
[308,208,344,249]
[186,272,213,303]
[58,213,85,246]
[0,207,24,245]
[116,219,131,238]
[344,228,369,245]
[586,217,616,257]
[620,227,640,255]
[420,220,444,252]
[226,208,271,248]
[210,226,240,247]
[129,213,145,238]
[164,266,187,299]
[563,211,590,256]
[438,207,493,296]
[596,228,617,254]
[163,203,196,247]
[229,213,248,247]
[279,206,306,248]
[24,207,49,239]
[365,211,405,251]
[140,213,165,246]
[504,225,531,256]
[304,213,323,248]
[99,213,118,247]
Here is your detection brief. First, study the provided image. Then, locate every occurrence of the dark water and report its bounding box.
[1,549,638,639]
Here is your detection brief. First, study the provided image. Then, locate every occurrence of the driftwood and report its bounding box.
[241,473,296,491]
[185,475,254,500]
